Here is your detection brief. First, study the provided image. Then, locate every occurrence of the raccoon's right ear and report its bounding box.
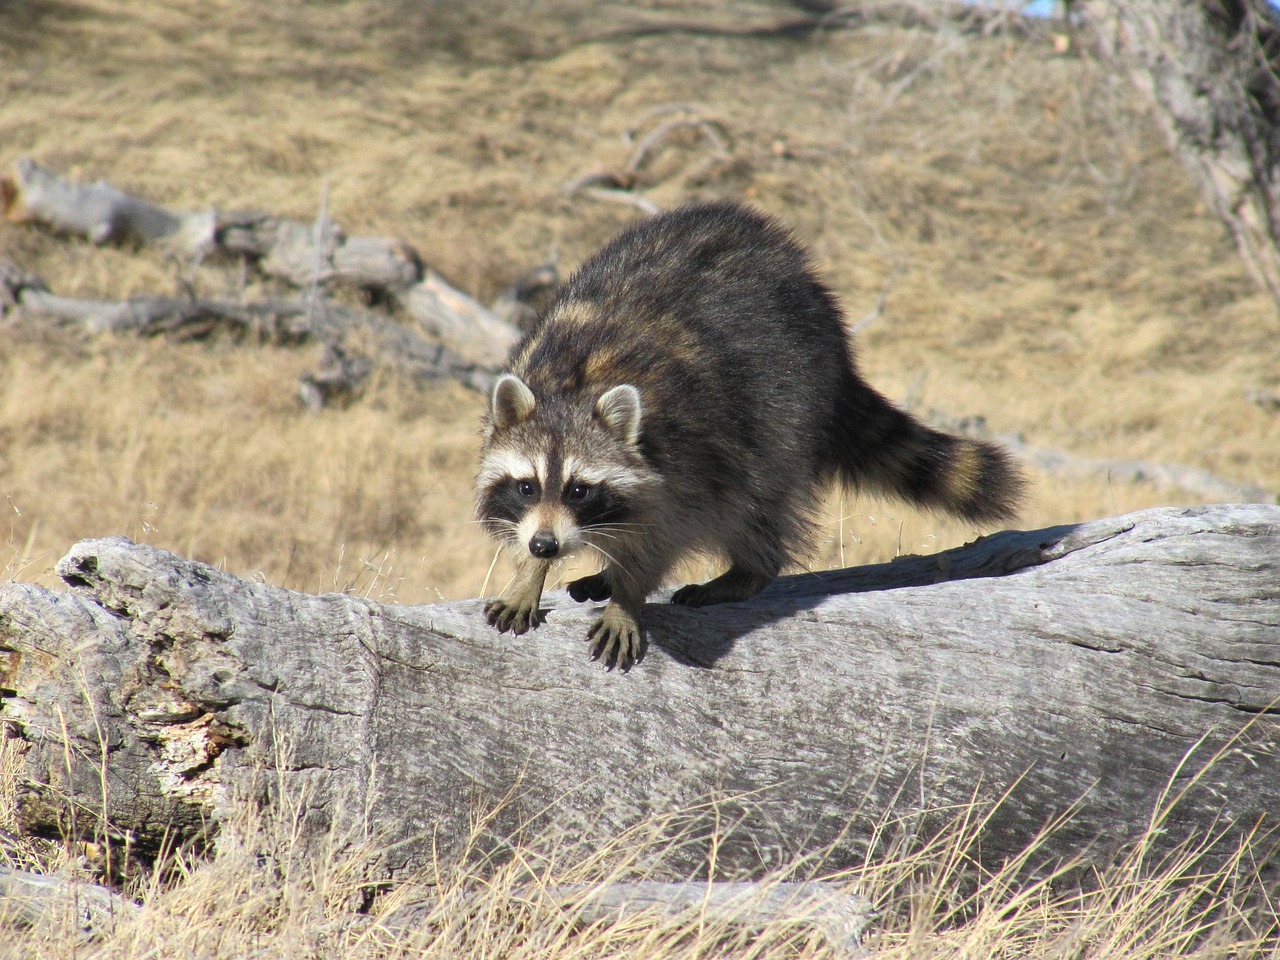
[491,374,536,431]
[595,384,642,447]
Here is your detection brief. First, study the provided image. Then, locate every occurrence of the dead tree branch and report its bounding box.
[1,260,496,403]
[1,159,521,374]
[1084,0,1280,311]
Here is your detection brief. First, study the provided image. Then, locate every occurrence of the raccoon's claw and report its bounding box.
[586,607,642,670]
[568,572,612,603]
[484,598,543,635]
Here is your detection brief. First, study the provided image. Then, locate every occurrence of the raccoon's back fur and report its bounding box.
[476,201,1025,668]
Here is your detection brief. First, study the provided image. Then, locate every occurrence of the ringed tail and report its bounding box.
[832,379,1026,524]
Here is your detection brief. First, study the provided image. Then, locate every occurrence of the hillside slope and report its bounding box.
[1,0,1276,603]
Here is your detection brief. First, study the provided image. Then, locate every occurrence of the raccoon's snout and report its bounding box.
[528,532,560,559]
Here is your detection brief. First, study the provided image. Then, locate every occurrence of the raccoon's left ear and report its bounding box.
[491,374,537,431]
[595,384,642,447]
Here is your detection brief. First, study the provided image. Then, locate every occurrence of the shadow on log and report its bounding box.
[0,504,1277,885]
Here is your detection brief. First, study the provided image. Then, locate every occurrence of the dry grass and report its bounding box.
[1,733,1273,960]
[0,334,490,601]
[1,1,1279,956]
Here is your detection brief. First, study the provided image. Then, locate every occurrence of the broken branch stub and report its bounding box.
[2,157,193,247]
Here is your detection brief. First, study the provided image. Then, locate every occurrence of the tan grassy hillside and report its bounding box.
[2,0,1277,603]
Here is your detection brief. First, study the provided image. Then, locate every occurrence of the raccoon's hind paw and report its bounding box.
[671,582,715,607]
[671,567,773,608]
[484,598,543,635]
[568,572,612,603]
[586,606,642,670]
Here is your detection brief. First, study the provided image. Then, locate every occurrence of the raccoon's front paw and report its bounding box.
[585,606,642,670]
[484,598,543,635]
[568,572,612,603]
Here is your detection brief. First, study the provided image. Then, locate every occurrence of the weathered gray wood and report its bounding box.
[215,209,423,291]
[4,265,497,400]
[609,0,1042,40]
[0,258,47,314]
[1,157,191,247]
[1,158,520,339]
[490,262,559,330]
[526,881,873,956]
[2,160,520,402]
[0,505,1277,886]
[1,158,420,293]
[13,287,314,340]
[403,270,521,368]
[382,880,873,956]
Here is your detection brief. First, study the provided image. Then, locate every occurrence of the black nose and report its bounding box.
[528,533,559,559]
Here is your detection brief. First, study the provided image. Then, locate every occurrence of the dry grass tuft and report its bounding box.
[1,736,1274,959]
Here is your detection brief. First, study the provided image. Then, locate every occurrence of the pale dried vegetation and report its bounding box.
[1,0,1278,956]
[1,732,1274,959]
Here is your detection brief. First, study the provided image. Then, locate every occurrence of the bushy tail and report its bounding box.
[830,378,1025,524]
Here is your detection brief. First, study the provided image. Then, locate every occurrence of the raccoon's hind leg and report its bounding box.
[567,571,612,603]
[671,522,786,608]
[670,564,776,608]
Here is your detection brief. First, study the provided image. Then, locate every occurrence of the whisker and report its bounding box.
[477,518,520,547]
[582,525,649,539]
[586,542,639,590]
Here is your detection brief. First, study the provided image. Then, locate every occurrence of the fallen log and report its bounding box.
[0,504,1277,886]
[0,158,420,293]
[399,881,875,957]
[0,259,498,402]
[1,159,522,370]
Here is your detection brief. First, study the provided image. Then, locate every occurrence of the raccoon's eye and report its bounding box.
[516,479,537,499]
[566,481,592,502]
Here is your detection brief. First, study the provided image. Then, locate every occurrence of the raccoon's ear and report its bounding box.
[491,374,536,431]
[595,384,642,447]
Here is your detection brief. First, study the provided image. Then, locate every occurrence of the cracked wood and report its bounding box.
[0,504,1276,886]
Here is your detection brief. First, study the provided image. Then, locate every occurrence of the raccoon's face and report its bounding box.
[476,374,654,563]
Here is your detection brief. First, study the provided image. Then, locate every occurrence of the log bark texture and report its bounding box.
[1084,0,1280,310]
[0,505,1277,883]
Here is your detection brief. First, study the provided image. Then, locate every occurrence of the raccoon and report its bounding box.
[476,201,1024,669]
